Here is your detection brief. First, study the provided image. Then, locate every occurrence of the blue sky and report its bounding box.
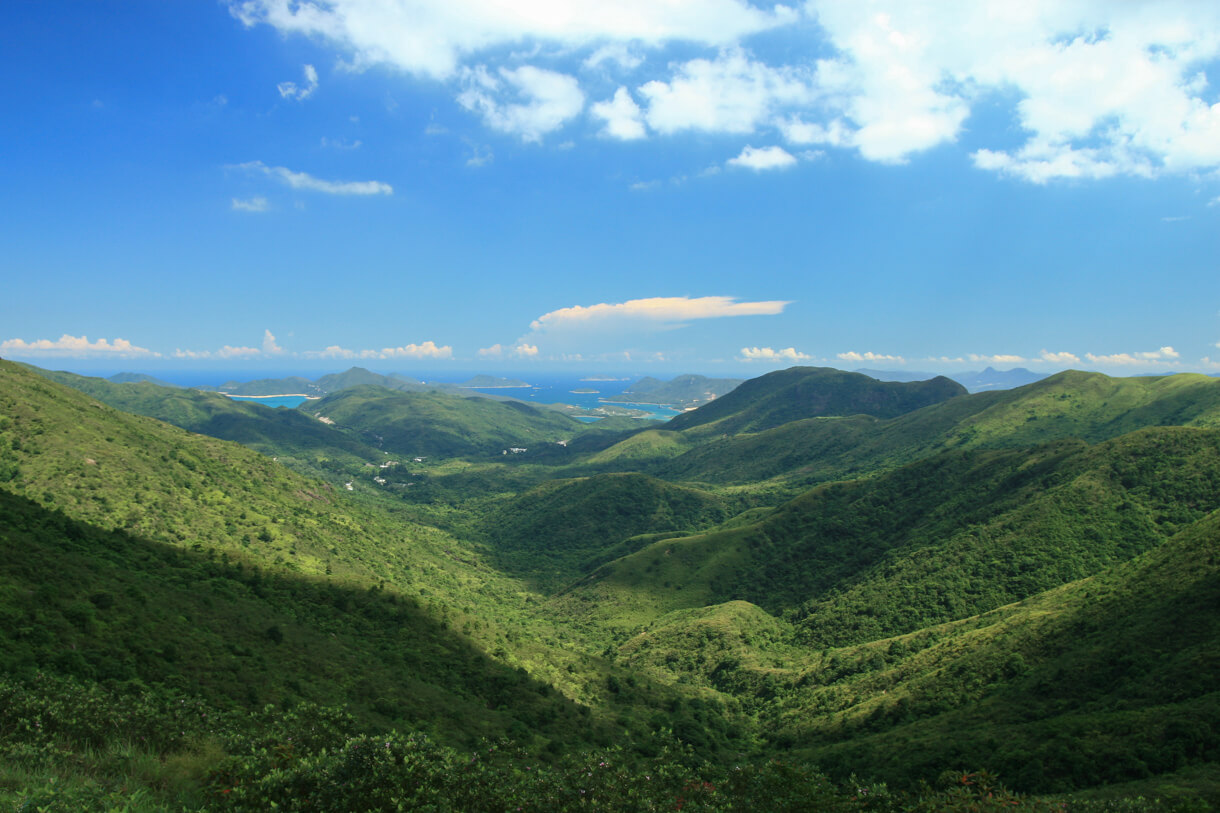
[2,0,1219,378]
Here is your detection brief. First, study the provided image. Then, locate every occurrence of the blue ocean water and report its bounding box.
[453,375,681,421]
[226,395,313,409]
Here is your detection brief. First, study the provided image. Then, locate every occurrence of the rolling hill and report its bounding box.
[663,366,966,435]
[300,386,586,458]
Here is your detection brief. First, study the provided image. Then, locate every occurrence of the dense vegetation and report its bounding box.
[664,366,966,435]
[4,358,1219,810]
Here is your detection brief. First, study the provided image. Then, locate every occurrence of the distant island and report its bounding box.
[571,388,599,394]
[603,373,744,410]
[459,374,530,388]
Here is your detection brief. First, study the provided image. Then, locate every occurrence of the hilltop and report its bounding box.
[663,366,966,435]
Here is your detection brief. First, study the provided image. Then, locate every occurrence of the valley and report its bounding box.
[1,359,1218,810]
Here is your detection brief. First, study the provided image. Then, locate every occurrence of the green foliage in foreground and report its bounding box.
[0,489,594,748]
[6,672,1196,812]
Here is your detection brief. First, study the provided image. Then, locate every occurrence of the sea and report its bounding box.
[140,370,683,422]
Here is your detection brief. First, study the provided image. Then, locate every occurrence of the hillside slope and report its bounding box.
[28,366,383,467]
[563,427,1220,636]
[643,369,1220,489]
[482,472,731,589]
[663,366,966,435]
[301,386,585,458]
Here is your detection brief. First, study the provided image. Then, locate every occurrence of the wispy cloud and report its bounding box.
[235,161,392,196]
[277,64,318,101]
[528,295,789,333]
[231,196,269,212]
[0,334,158,358]
[320,136,362,150]
[458,65,584,142]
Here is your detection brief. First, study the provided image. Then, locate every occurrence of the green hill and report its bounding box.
[300,386,585,458]
[0,489,587,745]
[603,374,744,409]
[482,472,731,589]
[27,366,383,468]
[643,369,1220,491]
[218,374,323,396]
[663,366,966,435]
[781,506,1220,793]
[0,361,628,743]
[563,427,1220,636]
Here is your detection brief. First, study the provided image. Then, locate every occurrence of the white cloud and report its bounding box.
[458,65,584,142]
[1039,349,1081,364]
[1086,346,1182,366]
[727,144,797,170]
[217,345,262,358]
[465,142,494,166]
[303,341,452,360]
[640,49,813,135]
[235,160,392,196]
[592,87,646,140]
[1,334,158,358]
[231,196,269,212]
[175,344,261,359]
[968,353,1028,365]
[230,1,1220,180]
[230,0,796,80]
[528,295,790,333]
[478,343,504,357]
[739,346,811,362]
[837,350,905,363]
[380,341,453,359]
[514,343,539,357]
[277,63,318,101]
[585,43,644,72]
[262,329,284,355]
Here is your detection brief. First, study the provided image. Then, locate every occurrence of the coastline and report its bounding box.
[217,392,321,399]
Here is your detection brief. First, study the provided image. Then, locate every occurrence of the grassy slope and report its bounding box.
[300,386,586,459]
[481,472,732,589]
[559,428,1220,638]
[601,508,1220,797]
[0,489,590,748]
[636,370,1220,490]
[663,366,966,436]
[0,361,624,708]
[29,366,383,468]
[785,507,1220,795]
